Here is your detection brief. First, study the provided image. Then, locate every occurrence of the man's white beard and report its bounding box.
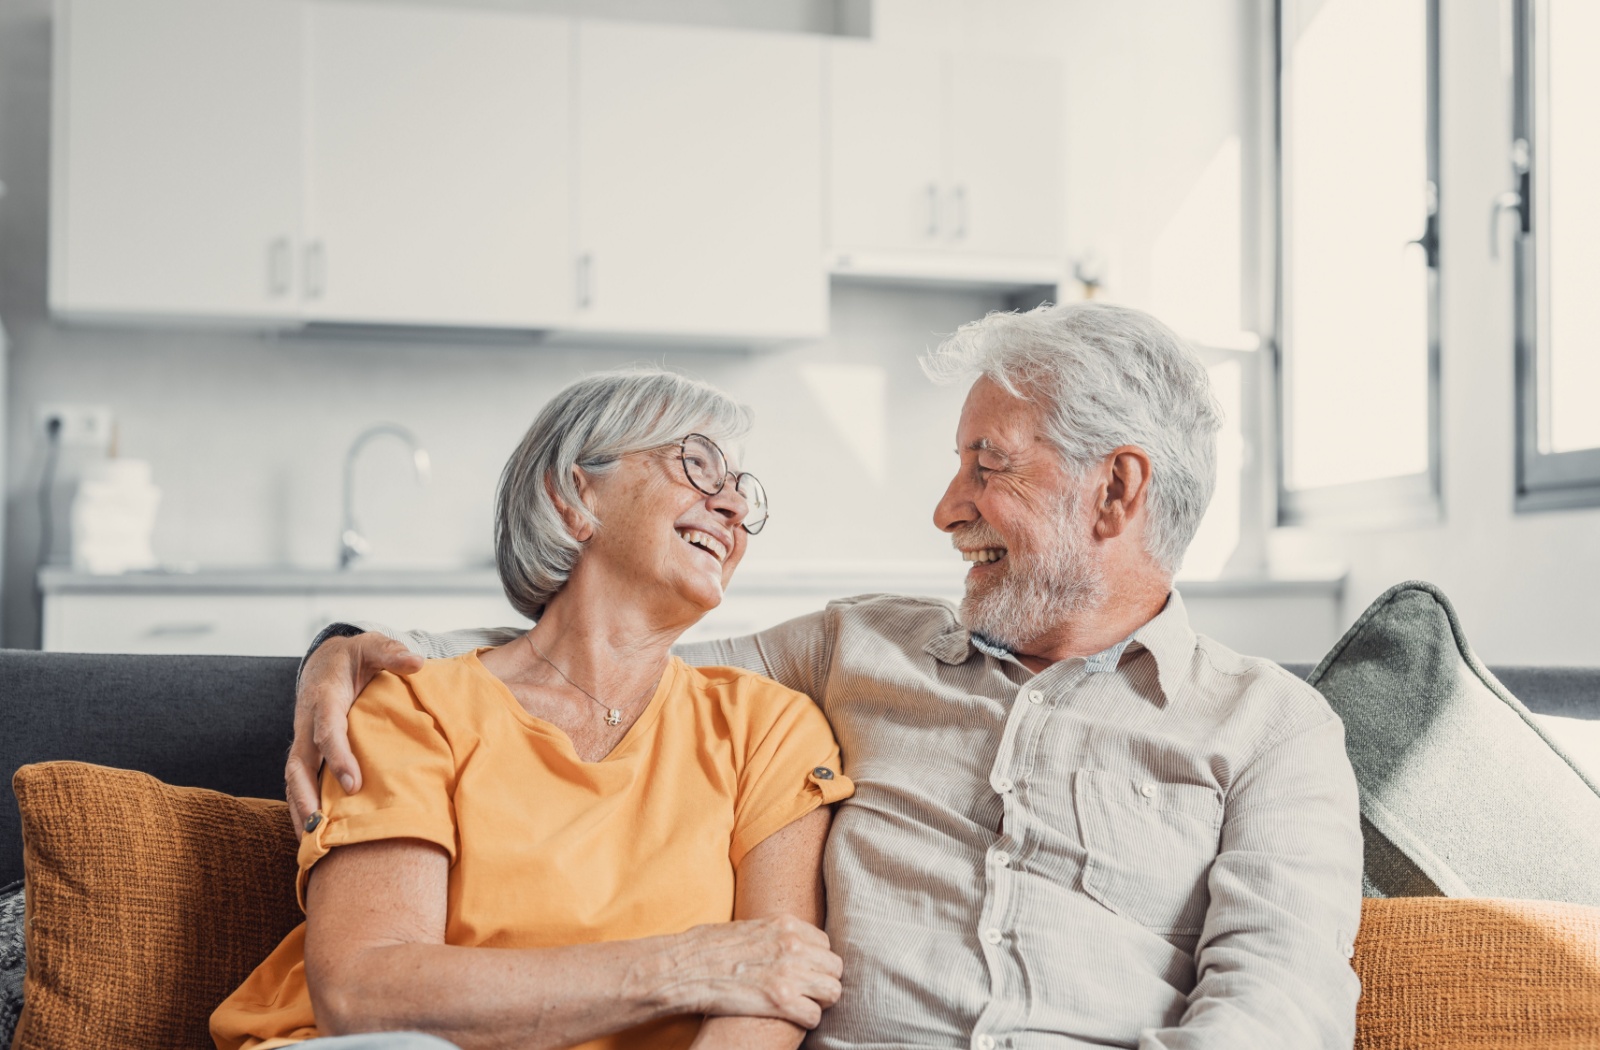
[956,491,1107,652]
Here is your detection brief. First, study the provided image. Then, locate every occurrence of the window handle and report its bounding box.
[1490,138,1531,260]
[1490,191,1525,260]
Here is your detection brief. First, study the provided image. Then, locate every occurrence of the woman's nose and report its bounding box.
[706,480,748,524]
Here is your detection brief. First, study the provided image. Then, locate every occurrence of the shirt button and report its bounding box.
[994,777,1014,794]
[983,927,1003,945]
[1140,783,1156,798]
[812,766,834,780]
[1027,689,1045,705]
[977,1036,997,1050]
[993,851,1011,868]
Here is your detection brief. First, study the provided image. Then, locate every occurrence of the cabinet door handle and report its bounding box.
[268,237,291,296]
[952,185,968,240]
[304,240,326,299]
[576,253,593,309]
[145,621,218,637]
[925,183,940,237]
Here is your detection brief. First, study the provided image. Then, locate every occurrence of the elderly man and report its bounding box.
[289,302,1363,1049]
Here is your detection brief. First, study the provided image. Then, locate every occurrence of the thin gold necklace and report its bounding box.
[524,635,659,726]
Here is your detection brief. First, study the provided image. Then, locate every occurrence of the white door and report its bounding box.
[946,53,1064,262]
[827,43,946,257]
[51,0,304,322]
[574,22,826,340]
[305,3,572,328]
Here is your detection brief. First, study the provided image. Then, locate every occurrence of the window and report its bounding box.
[1512,0,1600,511]
[1276,0,1440,525]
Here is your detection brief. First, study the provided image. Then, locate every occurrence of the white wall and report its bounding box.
[1268,0,1600,665]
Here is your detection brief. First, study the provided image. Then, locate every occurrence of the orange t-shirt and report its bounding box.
[211,650,852,1050]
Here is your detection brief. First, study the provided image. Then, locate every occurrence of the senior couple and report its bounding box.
[212,302,1363,1050]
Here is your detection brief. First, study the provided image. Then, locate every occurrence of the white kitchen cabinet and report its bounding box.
[50,0,305,322]
[38,569,532,656]
[828,45,946,258]
[827,41,1064,284]
[573,22,827,341]
[304,4,572,329]
[946,53,1064,262]
[43,592,316,656]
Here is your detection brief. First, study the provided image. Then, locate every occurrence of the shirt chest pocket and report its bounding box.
[1072,770,1223,935]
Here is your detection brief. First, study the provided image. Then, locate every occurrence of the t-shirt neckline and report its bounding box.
[466,647,681,764]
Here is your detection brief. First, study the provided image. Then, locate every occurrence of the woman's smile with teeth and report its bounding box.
[963,548,1007,564]
[677,528,728,563]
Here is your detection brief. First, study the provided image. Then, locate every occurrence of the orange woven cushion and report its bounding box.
[1354,896,1600,1049]
[12,761,300,1050]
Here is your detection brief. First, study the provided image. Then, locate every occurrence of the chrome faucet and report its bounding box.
[339,423,431,569]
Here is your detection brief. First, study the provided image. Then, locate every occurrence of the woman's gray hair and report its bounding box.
[921,301,1223,575]
[495,367,753,620]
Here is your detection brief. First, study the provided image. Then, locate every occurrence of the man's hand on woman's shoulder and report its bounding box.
[287,632,425,834]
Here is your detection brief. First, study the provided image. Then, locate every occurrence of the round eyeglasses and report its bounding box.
[666,433,769,535]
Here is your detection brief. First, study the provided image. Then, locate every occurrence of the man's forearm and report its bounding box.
[308,621,528,662]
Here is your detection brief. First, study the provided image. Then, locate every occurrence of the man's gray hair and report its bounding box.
[921,301,1223,575]
[496,367,753,620]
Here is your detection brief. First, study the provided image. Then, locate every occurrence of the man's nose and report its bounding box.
[934,471,973,534]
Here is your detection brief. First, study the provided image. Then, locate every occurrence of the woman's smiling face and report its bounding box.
[577,438,752,620]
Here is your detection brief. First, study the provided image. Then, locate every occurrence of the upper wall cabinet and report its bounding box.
[304,4,572,329]
[51,0,305,322]
[573,22,827,341]
[828,42,1065,285]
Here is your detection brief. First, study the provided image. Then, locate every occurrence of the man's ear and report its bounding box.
[545,467,597,543]
[1094,446,1152,541]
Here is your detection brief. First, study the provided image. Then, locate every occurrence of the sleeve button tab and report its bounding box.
[812,766,835,780]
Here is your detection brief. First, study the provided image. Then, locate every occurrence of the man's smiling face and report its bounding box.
[934,376,1107,650]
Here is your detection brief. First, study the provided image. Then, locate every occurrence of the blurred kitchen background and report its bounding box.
[0,0,1595,664]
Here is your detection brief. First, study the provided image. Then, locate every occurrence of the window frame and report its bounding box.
[1272,0,1443,529]
[1512,0,1600,512]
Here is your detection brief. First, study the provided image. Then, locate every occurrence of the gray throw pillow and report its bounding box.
[1311,581,1600,903]
[0,878,22,1048]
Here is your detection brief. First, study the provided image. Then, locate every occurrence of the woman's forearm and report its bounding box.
[691,1015,805,1050]
[315,934,691,1050]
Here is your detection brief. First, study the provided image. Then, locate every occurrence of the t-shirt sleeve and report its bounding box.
[294,668,458,908]
[728,678,854,868]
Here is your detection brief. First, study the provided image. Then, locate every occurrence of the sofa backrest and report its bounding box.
[0,650,298,886]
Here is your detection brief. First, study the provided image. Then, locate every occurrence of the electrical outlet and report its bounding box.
[38,403,114,450]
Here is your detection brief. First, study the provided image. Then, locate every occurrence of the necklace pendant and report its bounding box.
[606,708,622,726]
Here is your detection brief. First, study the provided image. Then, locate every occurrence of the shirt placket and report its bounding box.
[969,661,1084,1050]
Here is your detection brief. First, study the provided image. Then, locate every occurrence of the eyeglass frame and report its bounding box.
[635,432,769,535]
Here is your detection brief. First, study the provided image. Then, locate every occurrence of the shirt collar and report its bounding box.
[922,589,1198,703]
[1124,589,1198,704]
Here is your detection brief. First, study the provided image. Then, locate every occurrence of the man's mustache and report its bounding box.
[951,524,1007,551]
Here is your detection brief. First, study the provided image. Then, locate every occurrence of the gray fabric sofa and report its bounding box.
[2,648,1596,888]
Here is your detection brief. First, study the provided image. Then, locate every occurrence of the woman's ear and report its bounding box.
[546,467,597,543]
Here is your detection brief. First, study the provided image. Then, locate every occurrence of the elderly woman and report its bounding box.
[212,370,853,1050]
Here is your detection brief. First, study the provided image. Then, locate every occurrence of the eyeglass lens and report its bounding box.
[681,435,769,534]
